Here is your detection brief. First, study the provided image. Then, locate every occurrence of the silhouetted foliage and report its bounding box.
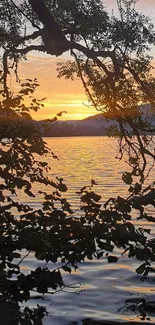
[0,0,155,324]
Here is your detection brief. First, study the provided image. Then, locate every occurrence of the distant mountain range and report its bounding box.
[36,113,117,137]
[36,105,155,137]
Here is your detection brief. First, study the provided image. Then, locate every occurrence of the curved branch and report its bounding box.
[2,44,46,93]
[28,0,66,42]
[72,51,98,111]
[15,29,43,47]
[28,0,119,62]
[13,44,47,55]
[28,0,69,55]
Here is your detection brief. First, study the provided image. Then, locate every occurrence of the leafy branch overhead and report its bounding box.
[2,0,155,187]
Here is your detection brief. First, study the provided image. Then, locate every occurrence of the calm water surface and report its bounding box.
[20,137,155,324]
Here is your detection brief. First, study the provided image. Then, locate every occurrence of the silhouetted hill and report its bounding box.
[36,104,155,137]
[37,115,115,137]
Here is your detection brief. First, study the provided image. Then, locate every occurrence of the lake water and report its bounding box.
[20,137,155,324]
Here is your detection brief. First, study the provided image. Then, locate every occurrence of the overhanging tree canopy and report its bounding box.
[1,0,155,324]
[2,0,155,195]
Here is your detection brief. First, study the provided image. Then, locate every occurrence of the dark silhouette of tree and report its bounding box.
[0,0,155,324]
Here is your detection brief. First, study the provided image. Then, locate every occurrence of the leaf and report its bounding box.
[37,284,47,294]
[57,183,67,192]
[96,252,103,259]
[136,262,147,275]
[91,192,101,202]
[122,172,133,185]
[62,265,71,273]
[129,157,138,165]
[57,111,67,116]
[133,183,142,194]
[91,179,98,186]
[12,252,21,259]
[98,242,114,252]
[107,255,119,263]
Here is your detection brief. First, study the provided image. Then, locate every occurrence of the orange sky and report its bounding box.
[18,56,95,121]
[17,0,155,121]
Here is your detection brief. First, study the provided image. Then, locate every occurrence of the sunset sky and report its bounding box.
[19,0,155,121]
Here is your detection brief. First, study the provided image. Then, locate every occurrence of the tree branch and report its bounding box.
[28,0,69,55]
[13,45,47,56]
[15,29,43,47]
